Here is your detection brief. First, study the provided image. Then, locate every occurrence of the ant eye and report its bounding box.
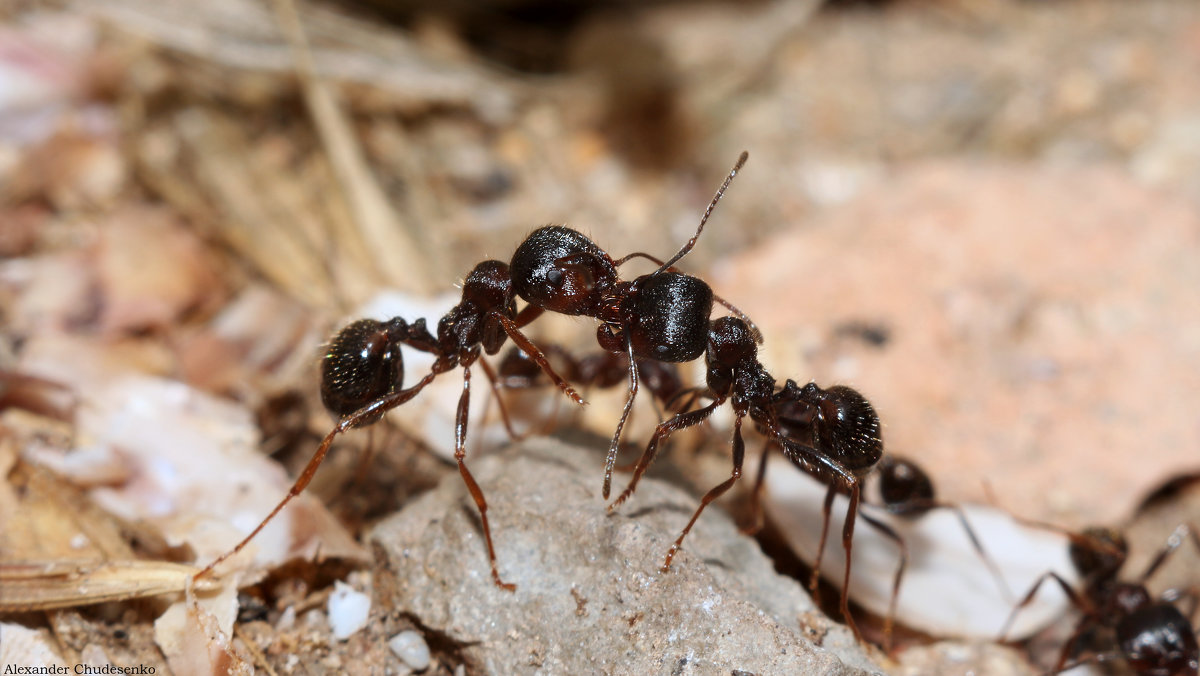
[547,269,563,286]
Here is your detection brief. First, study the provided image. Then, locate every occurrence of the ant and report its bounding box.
[1001,523,1200,675]
[508,152,762,503]
[506,152,885,640]
[492,344,686,414]
[196,260,586,590]
[476,344,687,449]
[602,319,882,642]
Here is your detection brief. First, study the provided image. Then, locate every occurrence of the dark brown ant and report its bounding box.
[507,152,885,640]
[196,260,586,590]
[493,344,685,407]
[508,152,760,502]
[601,315,882,641]
[1001,523,1200,675]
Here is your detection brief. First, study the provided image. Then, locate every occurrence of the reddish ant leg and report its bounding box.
[809,484,838,600]
[858,511,907,652]
[478,356,528,443]
[608,396,727,512]
[739,439,772,536]
[602,337,639,500]
[454,361,516,592]
[194,370,439,580]
[493,313,585,407]
[661,410,747,572]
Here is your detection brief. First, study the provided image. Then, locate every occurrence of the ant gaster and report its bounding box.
[197,260,585,590]
[509,152,759,501]
[1001,524,1200,675]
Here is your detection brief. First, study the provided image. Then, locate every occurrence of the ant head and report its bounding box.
[623,272,713,363]
[320,318,404,420]
[877,455,935,510]
[510,226,616,316]
[497,346,542,381]
[795,383,883,475]
[705,316,758,370]
[1070,526,1129,582]
[463,260,516,315]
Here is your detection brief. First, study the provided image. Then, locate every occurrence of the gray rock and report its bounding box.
[371,436,883,676]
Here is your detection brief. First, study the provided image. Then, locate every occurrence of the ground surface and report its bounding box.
[2,0,1199,674]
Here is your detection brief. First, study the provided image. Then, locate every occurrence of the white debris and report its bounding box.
[388,630,431,671]
[328,581,371,641]
[763,455,1079,639]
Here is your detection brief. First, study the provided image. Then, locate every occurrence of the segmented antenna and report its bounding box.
[653,151,749,276]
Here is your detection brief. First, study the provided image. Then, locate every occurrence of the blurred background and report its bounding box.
[3,0,1200,672]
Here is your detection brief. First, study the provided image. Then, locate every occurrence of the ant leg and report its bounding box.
[602,338,639,500]
[1138,522,1200,584]
[478,357,527,442]
[513,304,544,329]
[940,503,1014,601]
[661,411,747,572]
[740,438,772,536]
[1160,586,1200,620]
[454,363,516,592]
[808,484,837,597]
[860,512,906,653]
[195,370,439,580]
[1052,616,1103,673]
[493,314,585,406]
[838,480,864,643]
[608,396,726,511]
[998,571,1090,642]
[662,386,705,416]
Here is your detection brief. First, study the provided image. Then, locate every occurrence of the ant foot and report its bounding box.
[660,545,682,572]
[491,572,517,592]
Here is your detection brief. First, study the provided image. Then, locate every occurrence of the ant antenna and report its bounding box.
[653,151,749,276]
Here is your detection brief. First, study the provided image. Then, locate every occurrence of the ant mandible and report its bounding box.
[508,152,760,501]
[1001,523,1200,675]
[196,260,586,590]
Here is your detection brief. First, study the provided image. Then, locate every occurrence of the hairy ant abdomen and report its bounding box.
[510,225,616,315]
[320,318,404,421]
[776,381,882,478]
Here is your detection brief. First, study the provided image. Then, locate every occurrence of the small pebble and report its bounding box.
[275,605,296,631]
[327,581,370,640]
[388,630,431,672]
